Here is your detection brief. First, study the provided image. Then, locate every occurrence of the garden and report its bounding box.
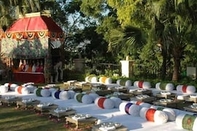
[1,1,197,131]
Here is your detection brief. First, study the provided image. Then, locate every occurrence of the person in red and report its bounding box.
[35,62,40,72]
[39,62,44,72]
[36,62,44,73]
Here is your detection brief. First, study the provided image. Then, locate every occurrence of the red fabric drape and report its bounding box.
[5,15,64,40]
[7,16,62,32]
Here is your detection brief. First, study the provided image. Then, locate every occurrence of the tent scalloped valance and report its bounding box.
[5,31,65,41]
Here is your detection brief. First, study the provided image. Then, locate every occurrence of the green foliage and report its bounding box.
[63,69,85,81]
[80,0,107,18]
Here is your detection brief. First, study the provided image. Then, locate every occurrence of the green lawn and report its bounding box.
[0,106,67,131]
[0,103,93,131]
[0,82,93,131]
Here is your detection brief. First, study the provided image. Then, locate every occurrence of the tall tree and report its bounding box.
[107,0,197,81]
[150,0,197,81]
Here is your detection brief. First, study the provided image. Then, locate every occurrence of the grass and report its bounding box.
[0,105,67,131]
[0,81,93,131]
[0,104,93,131]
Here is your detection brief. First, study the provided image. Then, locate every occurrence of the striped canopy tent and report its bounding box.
[1,12,65,83]
[4,14,64,41]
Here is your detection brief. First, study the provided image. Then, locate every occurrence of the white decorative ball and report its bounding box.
[155,83,160,90]
[40,88,51,97]
[175,113,186,129]
[10,84,18,91]
[154,110,168,124]
[176,85,183,92]
[0,85,8,93]
[89,92,99,101]
[143,82,151,89]
[103,99,115,109]
[82,94,93,104]
[193,117,197,131]
[4,83,9,88]
[125,80,132,87]
[139,107,149,119]
[91,76,98,83]
[15,86,19,92]
[33,88,37,95]
[128,104,141,116]
[133,81,138,88]
[26,85,36,93]
[105,78,112,84]
[165,83,174,91]
[59,91,71,100]
[187,85,196,94]
[85,76,90,82]
[21,87,30,95]
[163,108,176,121]
[110,97,122,108]
[68,90,76,99]
[116,79,121,85]
[119,102,128,113]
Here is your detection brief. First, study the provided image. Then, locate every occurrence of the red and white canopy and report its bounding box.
[5,13,64,41]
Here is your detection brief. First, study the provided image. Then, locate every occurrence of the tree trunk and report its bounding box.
[172,57,180,81]
[172,44,185,81]
[160,39,167,80]
[161,48,167,80]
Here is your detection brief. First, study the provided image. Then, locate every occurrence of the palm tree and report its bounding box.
[149,0,197,81]
[108,25,145,60]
